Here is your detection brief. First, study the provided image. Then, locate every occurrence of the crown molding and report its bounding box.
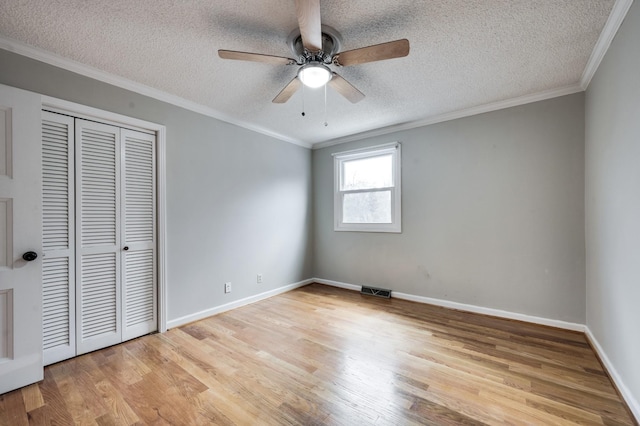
[312,84,583,150]
[0,35,311,149]
[2,0,631,153]
[580,0,634,89]
[313,0,633,150]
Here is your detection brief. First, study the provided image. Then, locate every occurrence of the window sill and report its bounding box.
[334,224,402,233]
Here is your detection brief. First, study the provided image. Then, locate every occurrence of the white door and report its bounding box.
[121,129,157,340]
[75,119,122,355]
[44,115,158,361]
[0,84,44,394]
[42,112,76,365]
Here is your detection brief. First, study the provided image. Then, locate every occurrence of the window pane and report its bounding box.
[341,154,393,190]
[343,191,391,223]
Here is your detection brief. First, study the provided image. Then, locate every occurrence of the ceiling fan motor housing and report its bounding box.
[287,24,342,64]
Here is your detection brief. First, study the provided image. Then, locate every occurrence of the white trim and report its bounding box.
[313,278,361,292]
[0,35,309,149]
[42,96,159,133]
[166,279,314,329]
[0,30,617,151]
[314,278,585,332]
[331,142,399,157]
[1,0,630,152]
[41,95,168,334]
[316,278,639,419]
[333,144,402,233]
[585,327,640,422]
[580,0,634,89]
[156,126,167,333]
[164,275,639,422]
[43,105,153,135]
[392,291,585,332]
[312,84,583,150]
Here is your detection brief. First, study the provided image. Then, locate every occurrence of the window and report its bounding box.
[333,143,401,233]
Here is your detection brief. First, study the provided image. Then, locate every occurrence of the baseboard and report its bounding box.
[166,278,314,329]
[313,278,361,292]
[585,327,640,422]
[314,278,640,420]
[392,291,585,332]
[164,276,637,421]
[313,278,585,332]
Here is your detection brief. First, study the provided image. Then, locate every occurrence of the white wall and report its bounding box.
[313,94,586,323]
[0,49,314,323]
[585,0,640,417]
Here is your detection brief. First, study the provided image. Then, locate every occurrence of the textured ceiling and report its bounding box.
[0,1,617,146]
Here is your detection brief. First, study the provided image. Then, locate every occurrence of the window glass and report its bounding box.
[342,191,392,223]
[341,154,393,190]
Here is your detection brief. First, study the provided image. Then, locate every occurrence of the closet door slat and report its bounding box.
[75,119,122,354]
[42,112,76,366]
[122,129,157,340]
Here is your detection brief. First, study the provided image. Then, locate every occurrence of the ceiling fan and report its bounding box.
[218,0,410,104]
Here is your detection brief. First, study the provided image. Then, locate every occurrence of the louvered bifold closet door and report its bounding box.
[42,112,76,365]
[75,119,122,355]
[121,129,157,340]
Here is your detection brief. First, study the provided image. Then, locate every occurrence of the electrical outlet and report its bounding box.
[257,274,263,284]
[225,282,231,293]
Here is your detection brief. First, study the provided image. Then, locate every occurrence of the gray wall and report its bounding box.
[0,49,313,322]
[585,0,640,412]
[3,17,638,411]
[313,94,586,323]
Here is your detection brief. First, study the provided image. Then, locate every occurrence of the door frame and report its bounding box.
[42,96,167,333]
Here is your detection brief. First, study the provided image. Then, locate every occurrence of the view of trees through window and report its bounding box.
[341,154,393,190]
[343,191,391,223]
[340,154,393,223]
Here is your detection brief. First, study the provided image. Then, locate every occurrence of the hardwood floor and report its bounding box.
[1,284,636,425]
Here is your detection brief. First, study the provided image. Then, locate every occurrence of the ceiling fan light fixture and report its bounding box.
[298,63,332,88]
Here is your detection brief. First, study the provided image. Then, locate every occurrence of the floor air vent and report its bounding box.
[361,286,392,298]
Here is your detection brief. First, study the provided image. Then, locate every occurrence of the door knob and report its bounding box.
[22,251,38,261]
[123,246,129,251]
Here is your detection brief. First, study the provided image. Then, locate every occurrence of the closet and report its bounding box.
[42,111,157,365]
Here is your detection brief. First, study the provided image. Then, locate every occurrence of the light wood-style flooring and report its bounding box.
[0,284,636,425]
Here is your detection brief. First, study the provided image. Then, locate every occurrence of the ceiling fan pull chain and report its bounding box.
[324,83,328,127]
[301,83,306,117]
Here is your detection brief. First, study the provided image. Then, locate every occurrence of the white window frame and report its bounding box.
[333,142,401,233]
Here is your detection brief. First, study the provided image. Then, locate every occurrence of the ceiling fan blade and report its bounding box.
[294,0,323,51]
[328,73,365,103]
[272,77,302,103]
[334,39,410,66]
[218,50,296,65]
